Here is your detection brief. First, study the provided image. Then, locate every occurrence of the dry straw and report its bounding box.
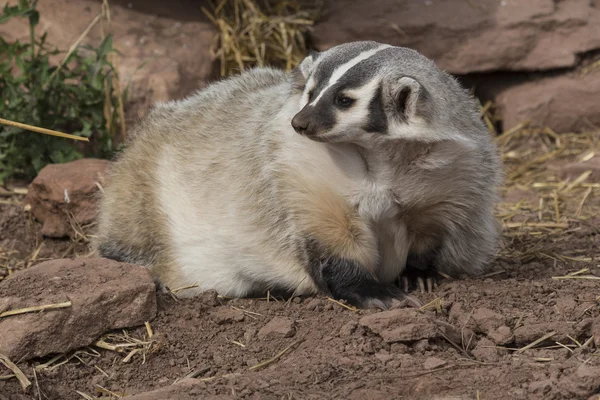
[202,0,323,77]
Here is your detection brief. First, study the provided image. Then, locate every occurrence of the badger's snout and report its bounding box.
[291,108,312,136]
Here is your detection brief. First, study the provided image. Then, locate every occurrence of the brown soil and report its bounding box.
[1,131,600,400]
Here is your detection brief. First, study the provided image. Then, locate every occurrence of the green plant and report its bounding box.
[0,0,126,184]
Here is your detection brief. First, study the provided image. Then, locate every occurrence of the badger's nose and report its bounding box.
[291,113,309,134]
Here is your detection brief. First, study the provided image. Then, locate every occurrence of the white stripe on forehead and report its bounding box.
[309,44,391,106]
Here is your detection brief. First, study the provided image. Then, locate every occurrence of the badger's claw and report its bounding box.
[400,268,440,294]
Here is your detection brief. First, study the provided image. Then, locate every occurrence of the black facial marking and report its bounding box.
[364,85,388,133]
[305,238,410,308]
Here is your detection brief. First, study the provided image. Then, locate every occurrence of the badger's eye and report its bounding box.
[336,96,355,108]
[307,90,314,99]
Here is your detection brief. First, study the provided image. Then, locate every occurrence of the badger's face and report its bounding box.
[291,41,438,145]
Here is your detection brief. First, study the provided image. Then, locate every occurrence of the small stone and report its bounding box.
[390,343,409,354]
[436,320,477,350]
[292,297,302,304]
[211,309,245,325]
[0,258,156,361]
[471,308,506,334]
[244,327,257,344]
[198,290,219,307]
[472,337,501,363]
[24,159,110,238]
[412,339,430,353]
[423,356,447,370]
[305,298,322,311]
[258,317,295,339]
[488,325,514,345]
[339,321,358,337]
[359,309,437,343]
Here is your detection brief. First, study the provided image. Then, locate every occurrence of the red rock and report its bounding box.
[24,159,110,238]
[359,309,437,343]
[471,308,506,335]
[497,72,600,133]
[0,258,156,361]
[0,0,216,120]
[423,356,446,370]
[258,317,296,339]
[211,309,245,325]
[488,326,514,346]
[311,0,600,75]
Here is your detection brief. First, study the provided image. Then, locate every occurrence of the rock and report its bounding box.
[435,320,477,350]
[24,159,109,238]
[198,290,219,307]
[0,0,216,120]
[557,365,600,398]
[211,309,245,325]
[548,155,600,183]
[471,308,506,335]
[513,322,570,345]
[488,326,514,346]
[423,356,447,370]
[448,302,476,331]
[305,298,323,311]
[528,378,555,395]
[593,316,600,348]
[312,0,600,75]
[258,317,296,339]
[124,378,235,400]
[0,258,156,361]
[496,72,600,133]
[359,309,437,343]
[472,337,501,363]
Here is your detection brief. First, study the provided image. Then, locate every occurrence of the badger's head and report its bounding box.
[291,41,479,146]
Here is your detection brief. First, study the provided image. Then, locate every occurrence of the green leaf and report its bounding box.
[28,9,39,26]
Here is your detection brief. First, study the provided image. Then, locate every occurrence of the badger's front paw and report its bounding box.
[319,259,422,309]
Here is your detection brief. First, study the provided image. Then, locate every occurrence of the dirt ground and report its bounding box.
[0,126,599,399]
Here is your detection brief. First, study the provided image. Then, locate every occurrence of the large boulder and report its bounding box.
[496,71,600,132]
[311,0,600,75]
[24,158,109,238]
[0,0,216,117]
[0,258,157,361]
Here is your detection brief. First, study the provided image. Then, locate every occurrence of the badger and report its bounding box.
[92,41,502,309]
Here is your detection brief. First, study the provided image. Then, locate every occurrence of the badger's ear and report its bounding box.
[393,77,430,123]
[300,51,319,78]
[293,52,319,80]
